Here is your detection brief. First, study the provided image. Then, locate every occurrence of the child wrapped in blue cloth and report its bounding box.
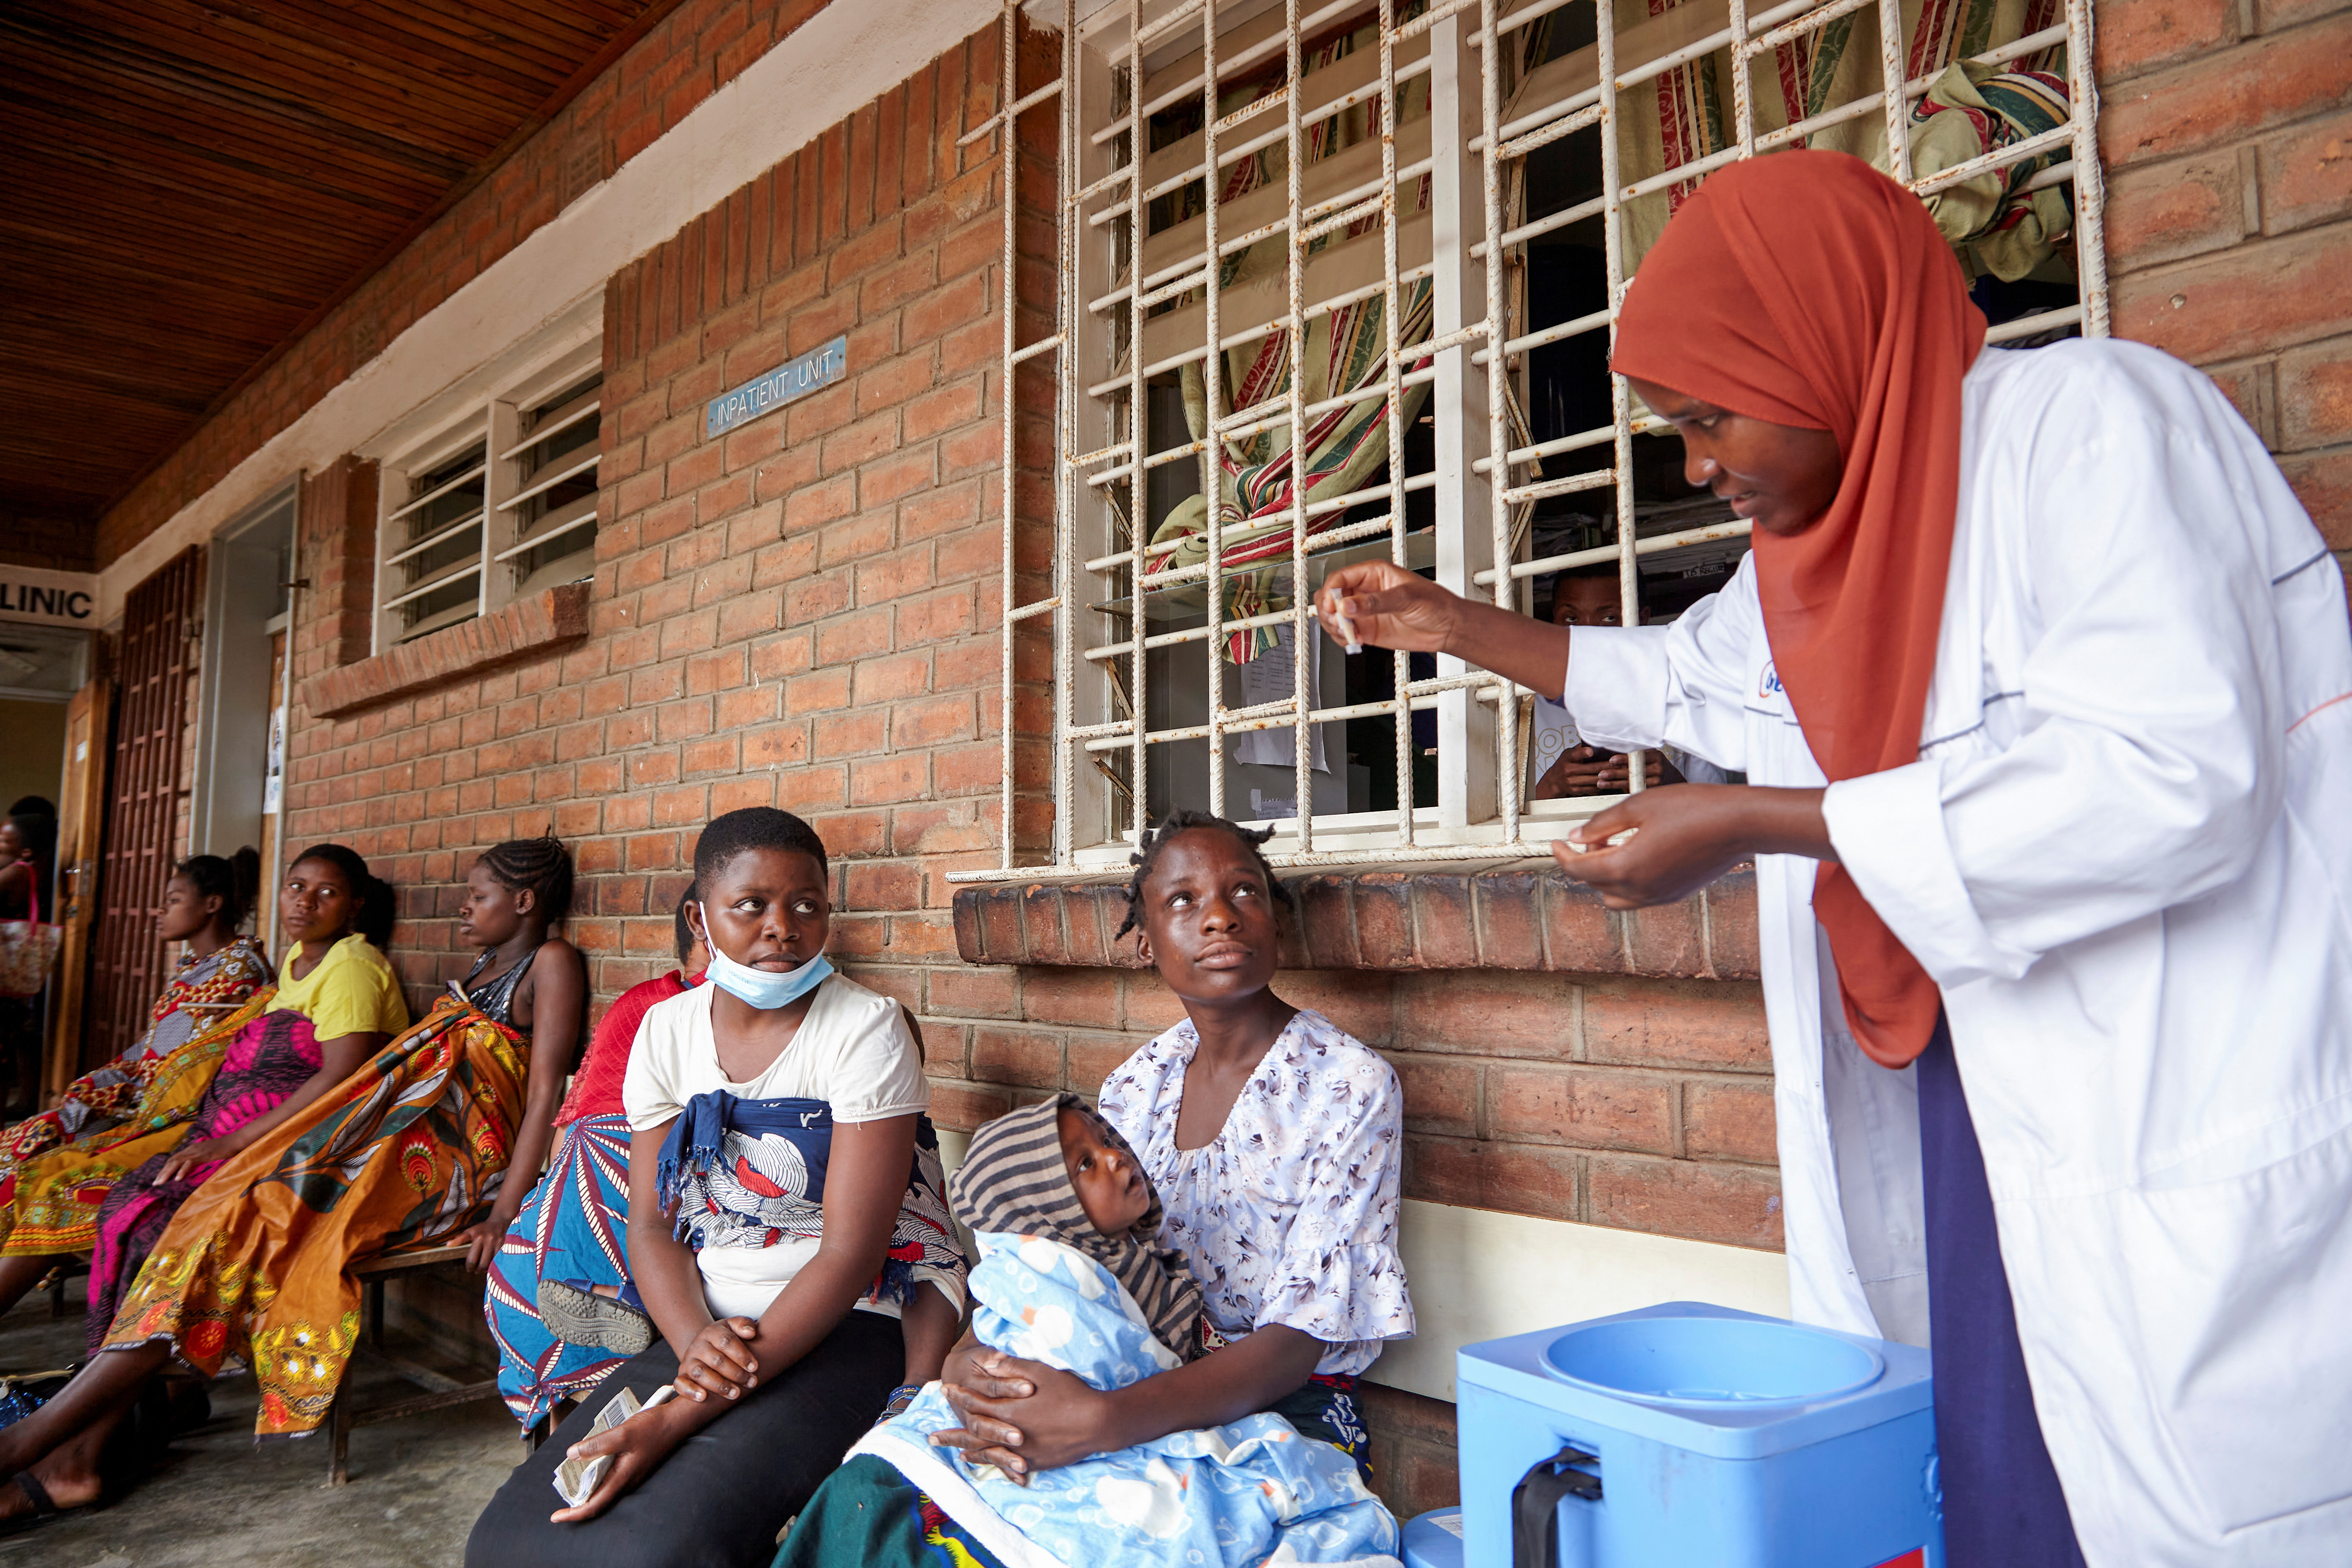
[793,1091,1400,1568]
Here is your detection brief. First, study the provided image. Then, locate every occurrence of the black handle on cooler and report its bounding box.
[1512,1443,1603,1568]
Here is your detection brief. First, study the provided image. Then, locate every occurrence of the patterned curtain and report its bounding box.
[1619,0,2070,280]
[1145,12,1439,663]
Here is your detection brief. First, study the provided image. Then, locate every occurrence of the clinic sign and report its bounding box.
[0,567,97,630]
[704,335,848,439]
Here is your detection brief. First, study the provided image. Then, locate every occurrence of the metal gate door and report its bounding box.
[84,548,203,1070]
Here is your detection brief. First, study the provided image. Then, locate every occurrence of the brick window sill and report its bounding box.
[952,864,1759,980]
[296,584,591,718]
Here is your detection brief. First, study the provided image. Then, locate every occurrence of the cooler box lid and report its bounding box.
[1456,1300,1932,1460]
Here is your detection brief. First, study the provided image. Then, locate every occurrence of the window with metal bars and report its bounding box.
[374,354,603,650]
[957,0,2105,882]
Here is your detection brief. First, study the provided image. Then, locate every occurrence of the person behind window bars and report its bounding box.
[1316,150,2352,1568]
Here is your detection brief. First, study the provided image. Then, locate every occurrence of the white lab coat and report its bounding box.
[1563,339,2352,1566]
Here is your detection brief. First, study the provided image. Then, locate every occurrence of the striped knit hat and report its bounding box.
[948,1092,1204,1362]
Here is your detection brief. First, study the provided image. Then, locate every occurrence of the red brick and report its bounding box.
[1395,970,1576,1059]
[972,1027,1065,1088]
[844,858,922,912]
[1405,1135,1579,1220]
[927,1078,1014,1132]
[1582,978,1770,1072]
[1021,967,1121,1029]
[2278,445,2352,548]
[850,751,928,804]
[2115,226,2352,364]
[929,965,1019,1018]
[2259,110,2352,237]
[2104,149,2252,271]
[1266,970,1395,1046]
[2279,334,2352,452]
[1487,1064,1675,1154]
[1391,1054,1481,1136]
[1588,1156,1784,1250]
[2098,0,2238,81]
[1068,1033,1141,1094]
[1684,1077,1778,1164]
[2100,15,2352,168]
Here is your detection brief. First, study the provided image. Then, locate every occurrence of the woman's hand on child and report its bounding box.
[547,1397,694,1524]
[673,1316,762,1403]
[934,1352,1120,1482]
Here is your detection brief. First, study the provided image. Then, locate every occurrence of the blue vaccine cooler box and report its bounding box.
[1454,1301,1942,1568]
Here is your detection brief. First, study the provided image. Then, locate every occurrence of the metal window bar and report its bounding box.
[951,0,2107,885]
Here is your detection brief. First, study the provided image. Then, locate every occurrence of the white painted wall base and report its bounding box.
[1368,1199,1789,1402]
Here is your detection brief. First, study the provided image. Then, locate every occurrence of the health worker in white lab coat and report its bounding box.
[1317,150,2352,1568]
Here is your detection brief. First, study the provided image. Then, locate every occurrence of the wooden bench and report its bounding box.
[323,1243,512,1487]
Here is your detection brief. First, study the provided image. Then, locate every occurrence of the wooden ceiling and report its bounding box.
[0,0,678,526]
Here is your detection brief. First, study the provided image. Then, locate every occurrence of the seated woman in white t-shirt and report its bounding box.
[465,809,967,1568]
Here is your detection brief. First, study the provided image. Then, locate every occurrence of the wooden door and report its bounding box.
[45,677,112,1097]
[84,549,203,1072]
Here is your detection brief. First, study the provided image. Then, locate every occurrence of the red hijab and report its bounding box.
[1611,150,1986,1069]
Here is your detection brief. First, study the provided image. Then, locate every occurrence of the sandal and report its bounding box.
[536,1279,654,1357]
[0,1470,93,1537]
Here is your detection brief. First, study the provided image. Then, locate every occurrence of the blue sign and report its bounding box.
[705,335,849,439]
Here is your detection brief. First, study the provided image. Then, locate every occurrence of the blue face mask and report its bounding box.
[703,940,833,1011]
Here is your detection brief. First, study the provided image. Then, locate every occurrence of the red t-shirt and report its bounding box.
[554,969,702,1126]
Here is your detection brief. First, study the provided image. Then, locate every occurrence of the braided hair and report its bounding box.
[177,846,262,931]
[1113,811,1295,939]
[692,808,828,885]
[289,843,397,949]
[476,834,575,922]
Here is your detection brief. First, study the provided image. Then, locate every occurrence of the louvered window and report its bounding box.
[383,439,490,643]
[373,346,601,650]
[497,376,603,598]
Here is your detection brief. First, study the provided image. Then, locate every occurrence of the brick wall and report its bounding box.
[91,0,840,568]
[0,512,95,574]
[252,16,1776,1516]
[2100,0,2352,578]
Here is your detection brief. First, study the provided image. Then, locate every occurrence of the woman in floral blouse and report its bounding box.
[898,812,1412,1558]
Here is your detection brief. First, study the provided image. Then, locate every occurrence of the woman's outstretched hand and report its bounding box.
[1554,784,1834,908]
[1315,562,1576,699]
[932,1346,1117,1483]
[1315,562,1463,653]
[547,1398,694,1524]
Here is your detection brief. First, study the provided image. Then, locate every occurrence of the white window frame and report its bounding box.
[370,336,605,653]
[957,0,2107,883]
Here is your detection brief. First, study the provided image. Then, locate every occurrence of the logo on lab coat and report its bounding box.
[1757,662,1783,699]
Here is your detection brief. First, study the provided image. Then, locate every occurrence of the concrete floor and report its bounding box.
[0,1275,521,1567]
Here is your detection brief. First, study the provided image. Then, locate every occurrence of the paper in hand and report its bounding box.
[552,1384,676,1507]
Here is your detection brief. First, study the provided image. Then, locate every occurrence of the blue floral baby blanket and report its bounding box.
[848,1230,1401,1568]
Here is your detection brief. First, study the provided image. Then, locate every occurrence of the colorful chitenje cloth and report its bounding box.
[0,939,272,1201]
[85,1006,327,1350]
[483,1110,634,1427]
[484,970,691,1428]
[0,987,278,1260]
[101,990,531,1436]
